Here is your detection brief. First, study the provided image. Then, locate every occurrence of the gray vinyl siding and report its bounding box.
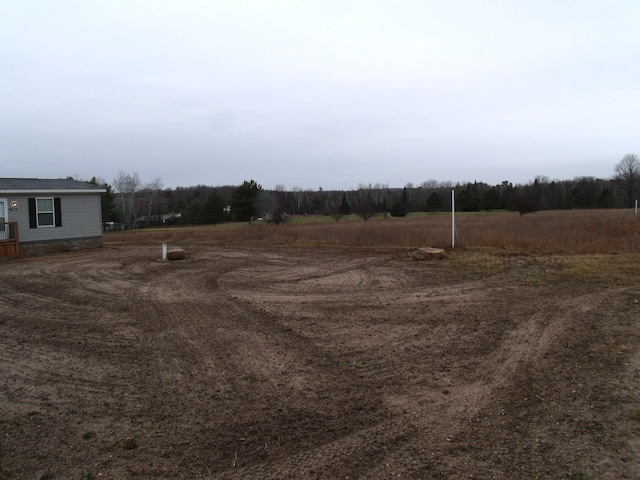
[6,193,103,243]
[5,195,29,234]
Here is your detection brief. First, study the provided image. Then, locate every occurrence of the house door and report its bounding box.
[0,198,7,240]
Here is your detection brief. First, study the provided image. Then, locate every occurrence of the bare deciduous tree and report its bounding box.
[421,179,440,191]
[113,171,141,226]
[353,186,376,222]
[614,154,640,208]
[141,178,164,219]
[267,184,288,225]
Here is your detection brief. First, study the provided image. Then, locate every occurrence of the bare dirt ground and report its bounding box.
[1,245,639,479]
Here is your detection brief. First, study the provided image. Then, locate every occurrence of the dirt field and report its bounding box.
[1,245,639,479]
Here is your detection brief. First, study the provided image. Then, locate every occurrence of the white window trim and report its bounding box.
[0,198,7,223]
[36,197,55,228]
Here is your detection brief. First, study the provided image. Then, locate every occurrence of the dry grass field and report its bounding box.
[1,209,639,479]
[105,209,640,254]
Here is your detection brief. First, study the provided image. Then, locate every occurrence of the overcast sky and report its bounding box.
[2,1,639,190]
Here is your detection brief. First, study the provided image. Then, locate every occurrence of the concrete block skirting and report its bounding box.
[19,237,103,256]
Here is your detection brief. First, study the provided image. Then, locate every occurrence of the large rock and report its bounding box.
[412,247,446,260]
[167,247,186,260]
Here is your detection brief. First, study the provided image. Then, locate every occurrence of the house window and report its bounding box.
[28,197,62,228]
[36,198,54,227]
[37,198,55,227]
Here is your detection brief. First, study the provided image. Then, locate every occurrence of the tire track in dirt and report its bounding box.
[210,255,620,478]
[209,254,476,477]
[0,248,178,476]
[3,246,638,479]
[71,247,383,475]
[0,273,147,423]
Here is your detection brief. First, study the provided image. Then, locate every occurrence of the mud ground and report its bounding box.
[1,245,639,479]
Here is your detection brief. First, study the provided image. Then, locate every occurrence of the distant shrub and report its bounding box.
[390,201,407,217]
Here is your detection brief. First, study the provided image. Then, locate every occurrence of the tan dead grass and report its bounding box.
[526,254,640,286]
[105,209,639,255]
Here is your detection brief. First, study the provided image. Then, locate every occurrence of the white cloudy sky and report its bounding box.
[2,1,639,190]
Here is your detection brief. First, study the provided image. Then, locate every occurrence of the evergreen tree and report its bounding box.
[89,176,122,223]
[202,190,226,225]
[401,187,409,209]
[566,187,586,209]
[340,192,351,215]
[481,187,501,211]
[425,192,443,213]
[596,187,615,208]
[183,202,204,224]
[458,182,481,211]
[231,180,263,223]
[390,200,407,217]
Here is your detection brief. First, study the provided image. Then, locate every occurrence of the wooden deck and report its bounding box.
[0,222,19,258]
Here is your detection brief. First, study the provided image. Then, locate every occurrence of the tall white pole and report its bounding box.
[451,189,455,248]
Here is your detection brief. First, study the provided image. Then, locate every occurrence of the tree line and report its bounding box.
[92,154,639,226]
